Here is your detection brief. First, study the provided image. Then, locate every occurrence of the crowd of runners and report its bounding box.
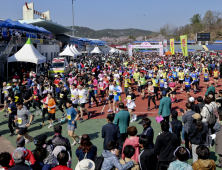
[1,52,222,170]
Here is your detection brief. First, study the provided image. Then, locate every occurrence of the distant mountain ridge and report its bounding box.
[66,26,153,39]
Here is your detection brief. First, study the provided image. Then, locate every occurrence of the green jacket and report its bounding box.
[114,109,130,134]
[205,85,215,96]
[158,97,172,117]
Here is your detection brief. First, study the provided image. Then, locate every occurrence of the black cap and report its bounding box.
[138,120,146,125]
[37,134,47,143]
[59,82,63,85]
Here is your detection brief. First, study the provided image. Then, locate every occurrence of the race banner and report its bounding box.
[163,40,167,51]
[180,35,188,56]
[170,39,174,55]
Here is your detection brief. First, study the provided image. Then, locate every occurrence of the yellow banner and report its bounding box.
[180,35,188,56]
[170,39,174,55]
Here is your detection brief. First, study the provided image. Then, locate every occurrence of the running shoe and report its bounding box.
[130,118,134,123]
[108,109,112,113]
[71,141,78,146]
[154,105,158,109]
[61,113,66,118]
[51,120,54,124]
[48,124,53,128]
[79,118,83,122]
[91,102,94,105]
[116,108,119,112]
[36,110,40,116]
[134,114,137,121]
[39,123,45,126]
[9,133,15,137]
[147,108,150,111]
[58,118,61,123]
[4,114,8,118]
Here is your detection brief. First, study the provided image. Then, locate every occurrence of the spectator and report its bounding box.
[101,141,135,170]
[122,126,140,162]
[215,111,222,168]
[48,124,72,157]
[201,96,214,147]
[192,145,216,170]
[168,146,192,170]
[197,96,205,112]
[76,134,97,162]
[153,121,180,169]
[138,135,157,170]
[188,113,207,163]
[102,114,120,150]
[182,102,195,151]
[158,91,171,122]
[35,134,54,166]
[0,152,13,170]
[188,97,200,114]
[118,145,139,170]
[52,150,72,170]
[169,110,183,144]
[114,103,130,147]
[138,118,154,148]
[205,80,215,96]
[9,136,36,166]
[9,149,31,170]
[75,159,95,170]
[30,147,50,170]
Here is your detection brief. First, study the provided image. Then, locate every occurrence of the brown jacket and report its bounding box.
[192,159,216,170]
[116,158,140,170]
[215,122,222,154]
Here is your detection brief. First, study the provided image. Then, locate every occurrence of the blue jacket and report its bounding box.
[101,150,133,170]
[75,145,97,162]
[102,122,120,150]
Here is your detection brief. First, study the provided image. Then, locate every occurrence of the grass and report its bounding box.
[0,109,221,169]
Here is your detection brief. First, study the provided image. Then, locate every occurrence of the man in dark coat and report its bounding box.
[102,113,120,150]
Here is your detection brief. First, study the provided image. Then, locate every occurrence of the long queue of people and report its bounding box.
[0,53,222,170]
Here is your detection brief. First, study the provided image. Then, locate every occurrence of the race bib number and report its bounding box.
[119,72,122,75]
[135,77,138,81]
[79,95,83,98]
[48,107,52,111]
[56,84,59,87]
[114,78,117,81]
[185,82,189,85]
[149,74,152,77]
[114,92,117,95]
[34,96,38,99]
[60,94,64,98]
[193,78,196,80]
[160,80,164,83]
[4,91,7,94]
[205,76,208,78]
[109,91,113,95]
[18,118,22,124]
[43,104,46,108]
[67,115,71,120]
[8,107,11,112]
[71,95,75,98]
[127,96,131,100]
[171,87,175,91]
[100,87,104,90]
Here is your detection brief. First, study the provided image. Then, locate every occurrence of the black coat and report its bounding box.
[188,123,208,145]
[139,148,157,170]
[102,122,120,150]
[9,163,31,170]
[153,131,180,162]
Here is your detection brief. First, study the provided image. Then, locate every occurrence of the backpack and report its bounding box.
[211,102,219,118]
[94,155,104,170]
[205,106,216,125]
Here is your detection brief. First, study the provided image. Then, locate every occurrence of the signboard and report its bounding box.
[170,39,174,55]
[30,38,43,44]
[180,35,188,56]
[196,33,210,41]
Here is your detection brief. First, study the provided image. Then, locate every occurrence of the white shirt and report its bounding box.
[71,88,78,104]
[108,85,114,96]
[78,89,88,104]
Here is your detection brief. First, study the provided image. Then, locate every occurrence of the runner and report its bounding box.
[169,78,177,103]
[204,69,210,89]
[58,82,69,118]
[213,67,220,87]
[107,80,115,113]
[125,87,137,122]
[139,72,147,100]
[87,80,98,108]
[14,101,36,144]
[147,82,157,111]
[65,100,81,146]
[123,74,131,96]
[113,81,122,113]
[98,78,107,105]
[133,69,140,94]
[178,69,185,91]
[184,73,193,98]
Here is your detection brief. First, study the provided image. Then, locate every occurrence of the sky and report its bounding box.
[1,0,222,32]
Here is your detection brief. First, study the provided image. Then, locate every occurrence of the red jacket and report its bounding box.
[52,165,72,170]
[9,148,36,166]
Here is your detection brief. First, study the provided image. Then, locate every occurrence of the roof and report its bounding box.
[53,58,65,62]
[19,18,74,35]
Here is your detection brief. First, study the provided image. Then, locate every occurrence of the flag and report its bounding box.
[170,39,174,55]
[180,35,188,56]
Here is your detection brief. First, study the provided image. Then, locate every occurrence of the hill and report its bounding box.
[66,26,153,38]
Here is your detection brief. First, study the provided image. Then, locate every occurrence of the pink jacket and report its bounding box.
[122,136,140,162]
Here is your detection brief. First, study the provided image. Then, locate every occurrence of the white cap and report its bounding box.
[188,97,195,103]
[135,69,138,71]
[75,159,95,170]
[115,70,118,72]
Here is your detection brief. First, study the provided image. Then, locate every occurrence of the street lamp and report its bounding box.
[72,0,75,36]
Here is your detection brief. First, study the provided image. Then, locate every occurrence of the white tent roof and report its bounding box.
[72,45,81,55]
[59,45,75,57]
[71,45,81,56]
[90,46,102,54]
[8,39,46,64]
[109,48,116,53]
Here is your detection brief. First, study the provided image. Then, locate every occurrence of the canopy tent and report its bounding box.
[59,45,76,59]
[90,46,102,54]
[109,48,116,53]
[8,38,46,64]
[0,19,25,29]
[71,45,81,55]
[70,45,80,56]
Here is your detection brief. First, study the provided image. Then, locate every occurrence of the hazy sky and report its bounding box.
[1,0,222,31]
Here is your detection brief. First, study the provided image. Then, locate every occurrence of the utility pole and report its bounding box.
[72,0,75,36]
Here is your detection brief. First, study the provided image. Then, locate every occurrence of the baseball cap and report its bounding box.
[16,136,25,147]
[188,97,195,103]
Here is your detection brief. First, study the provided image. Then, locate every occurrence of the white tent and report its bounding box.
[59,45,75,57]
[109,48,116,53]
[8,38,46,64]
[90,46,102,54]
[72,45,81,55]
[71,45,81,56]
